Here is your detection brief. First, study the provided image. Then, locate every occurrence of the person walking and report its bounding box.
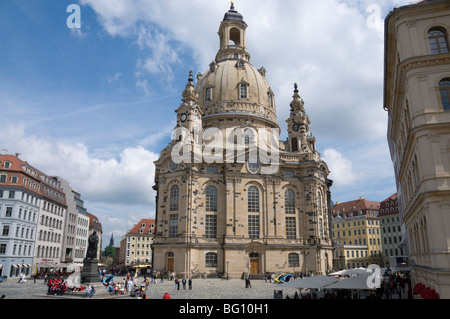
[182,278,186,290]
[245,277,251,288]
[175,277,180,290]
[145,277,150,293]
[163,291,171,299]
[188,278,192,290]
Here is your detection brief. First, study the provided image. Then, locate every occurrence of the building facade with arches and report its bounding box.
[384,0,450,298]
[152,4,333,279]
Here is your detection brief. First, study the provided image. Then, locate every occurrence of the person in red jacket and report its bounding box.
[163,291,171,299]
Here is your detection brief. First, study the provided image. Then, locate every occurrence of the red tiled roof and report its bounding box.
[0,154,67,205]
[331,197,380,217]
[379,193,399,216]
[128,219,156,235]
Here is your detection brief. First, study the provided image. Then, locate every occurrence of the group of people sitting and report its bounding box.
[46,277,71,296]
[106,282,127,295]
[46,276,94,297]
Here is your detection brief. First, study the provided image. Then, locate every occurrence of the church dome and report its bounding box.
[196,60,277,126]
[223,3,244,22]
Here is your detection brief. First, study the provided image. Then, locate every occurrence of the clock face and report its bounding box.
[180,113,187,122]
[293,123,300,132]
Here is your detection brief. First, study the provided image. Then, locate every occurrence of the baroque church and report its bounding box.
[152,4,333,279]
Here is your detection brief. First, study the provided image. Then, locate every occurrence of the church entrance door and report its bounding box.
[249,253,260,275]
[167,252,174,272]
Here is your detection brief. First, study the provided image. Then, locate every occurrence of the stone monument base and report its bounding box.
[81,259,101,284]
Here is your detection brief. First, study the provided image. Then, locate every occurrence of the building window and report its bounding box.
[285,189,295,214]
[439,78,450,111]
[284,171,294,178]
[429,27,449,54]
[247,161,259,174]
[205,252,218,267]
[170,185,179,211]
[240,84,248,99]
[168,160,179,172]
[205,87,212,102]
[248,186,260,212]
[205,215,217,238]
[0,174,6,183]
[291,138,298,152]
[243,128,255,145]
[169,214,178,238]
[6,207,13,217]
[205,186,218,212]
[206,166,219,174]
[286,217,296,239]
[2,225,10,236]
[288,253,300,267]
[248,215,260,239]
[268,91,274,108]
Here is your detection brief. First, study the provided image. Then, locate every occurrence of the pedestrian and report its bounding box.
[85,285,92,298]
[175,277,180,290]
[145,277,150,292]
[163,291,171,299]
[18,272,26,283]
[127,278,133,292]
[188,278,192,290]
[182,278,186,290]
[160,273,164,283]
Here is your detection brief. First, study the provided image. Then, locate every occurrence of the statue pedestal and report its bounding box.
[81,259,101,284]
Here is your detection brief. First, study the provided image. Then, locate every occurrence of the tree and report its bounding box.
[102,245,115,258]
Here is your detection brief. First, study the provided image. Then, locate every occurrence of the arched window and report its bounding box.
[240,83,248,99]
[429,27,449,54]
[170,185,179,211]
[205,186,217,212]
[288,253,299,267]
[285,189,295,214]
[205,87,212,102]
[243,128,254,145]
[229,27,241,46]
[248,186,260,212]
[317,192,324,237]
[439,78,450,111]
[247,161,259,174]
[205,252,218,267]
[291,138,298,152]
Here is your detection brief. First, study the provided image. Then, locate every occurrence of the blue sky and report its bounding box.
[0,0,412,248]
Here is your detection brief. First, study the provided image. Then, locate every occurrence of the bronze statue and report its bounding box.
[86,230,99,260]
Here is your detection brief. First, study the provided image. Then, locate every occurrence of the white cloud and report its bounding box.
[107,72,122,84]
[323,148,363,187]
[0,124,159,206]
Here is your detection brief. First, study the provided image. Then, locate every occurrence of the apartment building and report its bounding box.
[331,198,382,270]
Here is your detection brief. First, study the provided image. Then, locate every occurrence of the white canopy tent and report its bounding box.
[324,273,377,290]
[279,275,340,289]
[329,267,367,276]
